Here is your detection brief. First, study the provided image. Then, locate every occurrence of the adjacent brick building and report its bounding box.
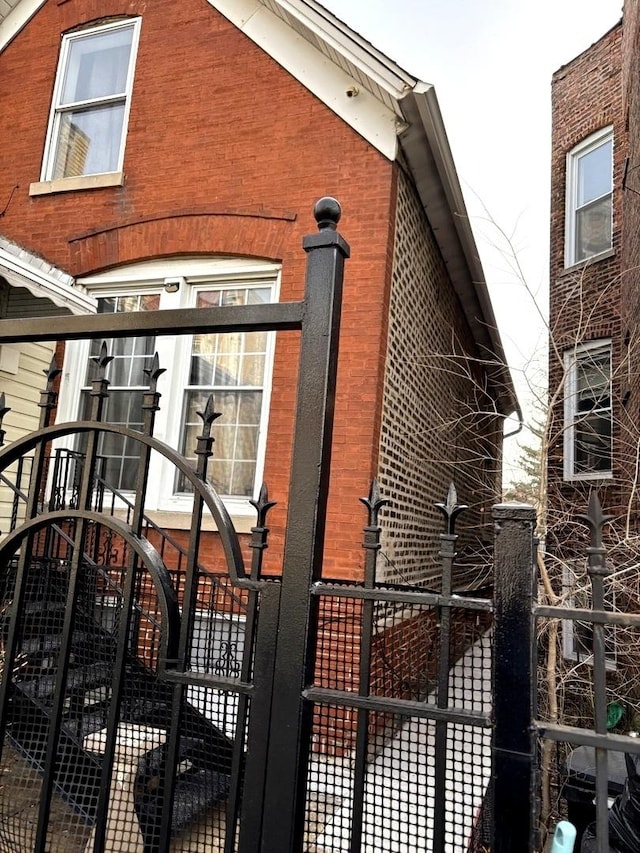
[548,20,628,549]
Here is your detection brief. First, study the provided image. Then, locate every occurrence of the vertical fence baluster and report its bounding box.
[158,393,221,853]
[228,484,276,853]
[348,480,388,852]
[579,492,614,853]
[433,483,467,851]
[35,347,111,853]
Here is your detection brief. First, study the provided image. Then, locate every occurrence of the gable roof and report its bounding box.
[0,0,517,417]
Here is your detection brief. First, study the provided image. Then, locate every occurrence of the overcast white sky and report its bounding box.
[321,0,623,477]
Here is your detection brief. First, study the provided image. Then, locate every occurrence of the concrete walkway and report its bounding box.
[308,633,492,853]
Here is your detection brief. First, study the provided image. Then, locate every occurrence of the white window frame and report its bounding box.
[41,18,141,182]
[565,126,613,267]
[55,257,280,523]
[563,340,613,481]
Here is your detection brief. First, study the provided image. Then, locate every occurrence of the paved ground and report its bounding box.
[0,744,90,852]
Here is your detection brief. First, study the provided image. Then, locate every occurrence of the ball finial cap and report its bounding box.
[314,197,341,231]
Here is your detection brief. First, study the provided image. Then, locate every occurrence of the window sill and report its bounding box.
[110,507,256,535]
[563,472,614,483]
[29,172,124,196]
[561,248,615,275]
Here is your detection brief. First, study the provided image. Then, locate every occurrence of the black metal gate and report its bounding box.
[0,197,586,853]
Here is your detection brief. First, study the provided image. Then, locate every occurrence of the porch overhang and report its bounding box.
[0,237,96,316]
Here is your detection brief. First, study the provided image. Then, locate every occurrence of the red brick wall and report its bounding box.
[1,0,506,589]
[548,23,632,533]
[0,0,396,579]
[621,0,640,535]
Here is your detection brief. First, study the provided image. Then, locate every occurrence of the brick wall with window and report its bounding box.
[0,0,504,587]
[0,0,400,580]
[548,21,634,538]
[621,0,640,534]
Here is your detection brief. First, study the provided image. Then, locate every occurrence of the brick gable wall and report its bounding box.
[0,0,504,584]
[0,0,399,579]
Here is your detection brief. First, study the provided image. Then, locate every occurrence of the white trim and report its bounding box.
[0,0,45,51]
[564,126,613,268]
[208,0,401,160]
[563,339,613,481]
[0,238,96,315]
[41,18,141,181]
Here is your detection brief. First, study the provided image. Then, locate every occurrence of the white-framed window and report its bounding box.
[563,341,612,481]
[56,257,280,519]
[41,18,141,181]
[565,127,613,267]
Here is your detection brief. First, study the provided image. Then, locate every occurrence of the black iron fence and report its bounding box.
[531,493,640,853]
[0,197,638,851]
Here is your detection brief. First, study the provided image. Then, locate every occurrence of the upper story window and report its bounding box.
[42,19,141,181]
[563,341,612,480]
[56,257,279,522]
[565,127,613,266]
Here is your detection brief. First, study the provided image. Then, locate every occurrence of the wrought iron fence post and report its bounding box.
[258,198,349,853]
[492,502,537,853]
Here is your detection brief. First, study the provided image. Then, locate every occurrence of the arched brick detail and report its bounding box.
[67,212,296,275]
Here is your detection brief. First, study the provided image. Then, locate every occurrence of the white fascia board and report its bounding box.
[209,0,401,160]
[268,0,417,97]
[0,0,46,52]
[0,246,97,315]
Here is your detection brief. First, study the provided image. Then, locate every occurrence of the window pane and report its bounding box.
[574,413,612,473]
[79,295,157,490]
[577,140,612,207]
[575,195,611,262]
[53,104,125,178]
[61,27,134,104]
[178,390,262,496]
[79,390,146,491]
[572,348,612,474]
[213,353,241,386]
[231,462,257,497]
[577,351,610,410]
[240,353,266,385]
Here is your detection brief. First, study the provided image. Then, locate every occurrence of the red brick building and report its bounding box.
[621,0,640,496]
[548,20,628,547]
[0,0,516,585]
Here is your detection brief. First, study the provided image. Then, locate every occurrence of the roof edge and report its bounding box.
[0,0,46,52]
[399,85,518,417]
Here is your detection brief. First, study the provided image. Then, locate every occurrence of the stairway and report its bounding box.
[1,556,236,848]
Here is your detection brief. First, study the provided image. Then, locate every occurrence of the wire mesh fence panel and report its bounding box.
[305,583,493,853]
